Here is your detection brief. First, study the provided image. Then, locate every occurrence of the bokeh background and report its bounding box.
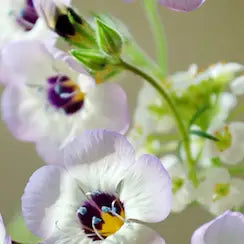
[0,0,243,243]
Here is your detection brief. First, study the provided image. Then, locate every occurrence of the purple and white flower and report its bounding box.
[0,0,53,49]
[22,130,171,243]
[191,211,244,244]
[1,40,129,152]
[0,214,11,244]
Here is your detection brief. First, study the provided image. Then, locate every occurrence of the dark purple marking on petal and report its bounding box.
[77,192,124,241]
[16,0,38,31]
[64,100,84,115]
[46,75,85,115]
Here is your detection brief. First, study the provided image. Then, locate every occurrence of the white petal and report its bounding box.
[106,223,165,244]
[0,40,54,85]
[205,211,244,244]
[231,76,244,95]
[219,122,244,164]
[191,221,210,244]
[192,211,244,244]
[22,165,85,239]
[161,154,185,178]
[0,215,11,244]
[83,83,130,135]
[1,84,46,141]
[120,154,171,223]
[159,0,205,12]
[196,168,231,207]
[62,130,136,193]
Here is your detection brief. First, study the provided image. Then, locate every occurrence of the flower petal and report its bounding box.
[1,84,46,141]
[192,211,244,244]
[22,165,86,239]
[158,0,205,12]
[230,76,244,95]
[83,83,130,135]
[0,215,11,244]
[61,130,136,193]
[106,223,165,244]
[0,40,54,85]
[120,154,171,223]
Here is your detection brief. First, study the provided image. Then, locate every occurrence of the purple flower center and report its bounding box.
[77,192,125,241]
[47,75,85,115]
[16,0,38,31]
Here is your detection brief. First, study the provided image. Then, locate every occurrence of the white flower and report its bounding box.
[162,155,195,213]
[191,211,244,244]
[0,214,11,244]
[1,40,129,156]
[230,75,244,95]
[127,82,174,154]
[194,62,244,84]
[196,168,244,215]
[209,92,237,128]
[22,130,171,243]
[203,122,244,165]
[0,0,51,48]
[167,64,198,96]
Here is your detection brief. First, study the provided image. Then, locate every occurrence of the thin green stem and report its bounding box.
[228,167,244,175]
[120,58,198,186]
[142,0,167,77]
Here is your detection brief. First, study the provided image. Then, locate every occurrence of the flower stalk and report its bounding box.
[142,0,167,77]
[119,58,198,186]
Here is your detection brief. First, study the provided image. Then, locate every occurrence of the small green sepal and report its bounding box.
[71,49,108,71]
[190,129,219,142]
[96,18,123,56]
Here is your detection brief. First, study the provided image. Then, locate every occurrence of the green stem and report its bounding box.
[142,0,167,77]
[120,58,198,186]
[228,167,244,175]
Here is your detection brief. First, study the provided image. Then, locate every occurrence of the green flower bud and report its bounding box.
[96,19,123,56]
[71,49,108,71]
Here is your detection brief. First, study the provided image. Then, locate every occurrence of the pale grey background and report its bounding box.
[0,0,244,243]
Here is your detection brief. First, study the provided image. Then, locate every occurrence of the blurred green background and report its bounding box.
[0,0,243,243]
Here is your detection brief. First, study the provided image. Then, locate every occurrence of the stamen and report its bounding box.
[92,217,104,240]
[77,207,87,216]
[101,205,125,222]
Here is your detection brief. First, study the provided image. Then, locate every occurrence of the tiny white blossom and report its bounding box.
[196,168,244,215]
[203,122,244,165]
[162,155,195,213]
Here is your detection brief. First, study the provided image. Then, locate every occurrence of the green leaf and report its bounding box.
[7,214,40,243]
[188,104,209,128]
[190,129,219,141]
[96,19,123,56]
[71,49,107,71]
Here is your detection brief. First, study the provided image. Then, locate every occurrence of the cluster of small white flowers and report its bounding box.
[129,62,244,215]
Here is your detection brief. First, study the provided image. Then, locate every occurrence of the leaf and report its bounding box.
[190,129,219,141]
[7,214,40,244]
